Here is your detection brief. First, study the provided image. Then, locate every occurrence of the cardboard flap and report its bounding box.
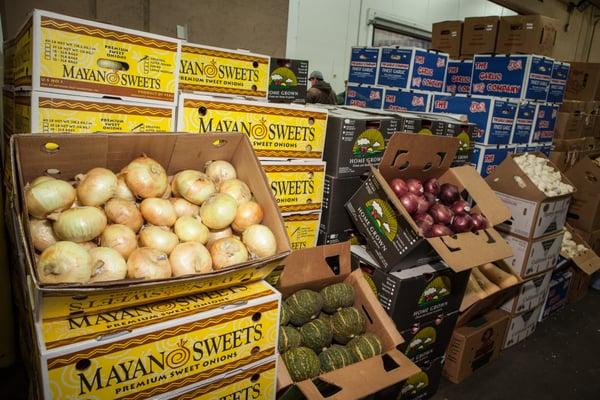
[566,225,600,275]
[485,154,546,202]
[566,154,600,192]
[277,242,351,297]
[378,133,460,182]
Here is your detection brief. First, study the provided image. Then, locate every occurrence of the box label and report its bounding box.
[268,58,309,103]
[410,49,447,92]
[14,19,32,87]
[471,145,510,177]
[472,55,528,99]
[283,213,319,250]
[263,163,325,213]
[349,47,379,85]
[179,45,269,98]
[383,89,429,112]
[532,104,558,143]
[377,48,412,88]
[345,85,384,109]
[547,62,570,104]
[502,270,551,312]
[14,94,31,133]
[511,103,536,144]
[444,61,473,95]
[524,57,553,101]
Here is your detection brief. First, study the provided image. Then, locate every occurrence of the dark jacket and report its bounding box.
[306,80,338,104]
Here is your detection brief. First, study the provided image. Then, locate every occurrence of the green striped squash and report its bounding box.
[318,312,333,330]
[347,333,383,361]
[282,346,321,382]
[285,289,323,326]
[320,283,355,314]
[319,344,355,373]
[300,318,333,353]
[279,326,302,354]
[280,303,290,326]
[331,307,367,344]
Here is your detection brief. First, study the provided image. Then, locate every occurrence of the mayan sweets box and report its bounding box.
[283,212,320,250]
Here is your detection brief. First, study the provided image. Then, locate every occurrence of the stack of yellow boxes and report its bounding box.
[175,44,328,251]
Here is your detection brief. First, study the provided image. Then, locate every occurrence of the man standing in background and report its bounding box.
[306,71,337,104]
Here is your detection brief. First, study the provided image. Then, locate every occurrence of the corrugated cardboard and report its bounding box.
[276,242,420,400]
[345,84,384,109]
[572,226,600,255]
[502,304,542,349]
[470,144,514,178]
[443,309,510,383]
[432,21,463,58]
[319,174,364,244]
[565,153,600,232]
[9,133,291,321]
[376,47,448,93]
[560,100,592,113]
[374,356,444,400]
[501,269,552,314]
[555,112,584,139]
[539,269,572,321]
[444,60,473,95]
[383,89,431,112]
[486,153,575,238]
[547,61,570,104]
[496,15,558,56]
[3,39,16,87]
[565,62,600,101]
[461,16,499,56]
[501,230,564,278]
[346,134,512,272]
[348,47,380,85]
[560,225,600,276]
[567,267,591,303]
[283,212,320,250]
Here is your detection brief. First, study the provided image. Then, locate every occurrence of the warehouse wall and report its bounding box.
[0,0,288,57]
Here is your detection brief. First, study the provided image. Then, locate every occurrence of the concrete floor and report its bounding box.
[435,290,600,400]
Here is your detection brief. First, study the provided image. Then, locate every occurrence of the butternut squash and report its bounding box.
[479,263,519,288]
[471,267,500,296]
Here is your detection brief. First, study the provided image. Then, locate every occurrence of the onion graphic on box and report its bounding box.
[352,129,385,157]
[417,276,452,306]
[406,326,437,357]
[363,199,398,241]
[400,371,430,398]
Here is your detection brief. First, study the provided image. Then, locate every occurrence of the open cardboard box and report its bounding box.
[276,242,420,400]
[501,269,552,314]
[9,133,291,321]
[559,224,600,276]
[565,152,600,232]
[486,152,576,239]
[345,133,512,272]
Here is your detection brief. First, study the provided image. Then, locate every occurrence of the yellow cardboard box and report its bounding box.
[3,39,16,87]
[35,280,280,399]
[2,89,14,136]
[283,212,321,251]
[180,43,270,99]
[176,93,327,159]
[13,9,180,104]
[13,91,174,133]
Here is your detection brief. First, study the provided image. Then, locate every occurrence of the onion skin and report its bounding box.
[122,156,168,199]
[138,226,179,255]
[26,178,76,218]
[452,213,473,233]
[79,241,98,250]
[414,213,434,235]
[104,198,143,232]
[415,195,430,215]
[207,227,233,248]
[423,178,441,196]
[210,237,249,270]
[29,219,58,252]
[242,224,277,259]
[140,198,177,227]
[89,247,127,282]
[399,193,419,215]
[451,199,471,215]
[219,179,252,205]
[439,183,460,205]
[406,178,424,195]
[232,201,264,232]
[170,198,200,218]
[174,216,209,243]
[127,247,171,280]
[426,224,454,238]
[52,207,107,242]
[205,160,237,186]
[175,170,216,205]
[76,167,117,206]
[100,224,137,259]
[170,242,213,276]
[424,192,436,207]
[471,213,489,231]
[200,193,238,230]
[429,203,454,225]
[114,175,136,201]
[37,241,92,284]
[389,178,408,198]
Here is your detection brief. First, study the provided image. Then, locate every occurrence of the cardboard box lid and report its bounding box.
[464,16,500,25]
[563,225,600,275]
[565,153,600,192]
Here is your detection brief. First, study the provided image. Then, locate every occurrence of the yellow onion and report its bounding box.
[170,173,180,197]
[200,193,237,230]
[175,170,216,205]
[207,227,233,248]
[26,177,76,218]
[31,176,55,186]
[219,179,252,205]
[76,167,117,206]
[242,224,277,259]
[114,174,136,201]
[170,198,200,218]
[52,207,107,242]
[127,247,171,280]
[205,160,237,186]
[139,226,179,254]
[170,242,212,276]
[29,219,58,252]
[104,198,143,232]
[122,155,168,199]
[100,224,137,259]
[232,201,264,232]
[140,198,177,227]
[37,241,92,283]
[79,241,98,250]
[161,183,172,199]
[89,247,127,282]
[210,237,248,270]
[174,216,209,243]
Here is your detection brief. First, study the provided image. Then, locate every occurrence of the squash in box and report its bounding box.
[321,282,355,314]
[348,333,383,361]
[282,346,321,382]
[279,326,302,354]
[331,307,367,344]
[285,289,323,326]
[300,318,333,353]
[319,345,355,373]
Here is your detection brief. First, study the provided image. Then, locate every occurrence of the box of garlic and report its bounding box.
[486,153,576,239]
[558,225,600,276]
[8,133,291,321]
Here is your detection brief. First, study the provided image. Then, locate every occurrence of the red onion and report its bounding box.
[452,213,473,233]
[415,195,430,214]
[429,203,454,225]
[389,178,409,198]
[451,199,471,214]
[399,193,419,215]
[426,224,454,238]
[414,213,434,234]
[439,183,460,205]
[406,178,424,195]
[423,178,440,196]
[424,192,436,207]
[471,213,488,231]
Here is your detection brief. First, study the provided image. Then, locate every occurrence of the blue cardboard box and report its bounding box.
[511,102,537,144]
[348,47,380,85]
[430,94,517,145]
[471,54,554,101]
[471,144,513,177]
[547,61,570,104]
[539,269,572,321]
[531,103,559,143]
[445,60,473,95]
[345,85,384,109]
[383,88,430,112]
[377,47,448,92]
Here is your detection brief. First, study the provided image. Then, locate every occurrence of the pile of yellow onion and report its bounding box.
[27,157,277,284]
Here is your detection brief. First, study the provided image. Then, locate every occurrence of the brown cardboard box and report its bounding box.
[9,133,291,321]
[275,242,420,399]
[443,309,509,383]
[461,16,499,56]
[486,153,576,239]
[503,304,542,349]
[501,269,552,314]
[568,267,591,303]
[565,62,600,101]
[554,112,584,139]
[565,153,600,232]
[561,225,600,274]
[501,230,564,278]
[572,227,600,255]
[560,100,592,113]
[550,138,586,172]
[583,113,596,137]
[432,21,463,58]
[496,15,558,56]
[553,138,587,153]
